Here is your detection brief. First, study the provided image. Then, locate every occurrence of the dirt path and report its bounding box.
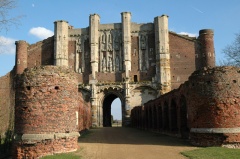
[78,127,197,159]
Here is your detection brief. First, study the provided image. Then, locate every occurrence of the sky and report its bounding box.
[1,0,240,120]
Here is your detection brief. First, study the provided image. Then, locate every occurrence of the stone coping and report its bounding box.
[14,132,80,143]
[191,128,240,134]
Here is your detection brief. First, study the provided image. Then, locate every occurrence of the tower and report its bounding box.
[199,29,215,68]
[121,12,132,125]
[89,14,100,127]
[89,13,100,79]
[15,40,28,75]
[54,20,69,66]
[13,66,79,158]
[154,15,171,94]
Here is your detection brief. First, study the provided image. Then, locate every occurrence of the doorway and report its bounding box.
[103,94,122,127]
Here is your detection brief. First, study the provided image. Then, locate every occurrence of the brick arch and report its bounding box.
[158,102,163,130]
[179,95,189,138]
[152,104,158,130]
[170,98,178,132]
[163,101,169,130]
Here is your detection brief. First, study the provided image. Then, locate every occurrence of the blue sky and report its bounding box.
[1,0,240,120]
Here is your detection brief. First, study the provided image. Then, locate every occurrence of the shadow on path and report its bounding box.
[79,127,192,147]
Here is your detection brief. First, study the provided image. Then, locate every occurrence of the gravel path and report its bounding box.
[78,127,196,159]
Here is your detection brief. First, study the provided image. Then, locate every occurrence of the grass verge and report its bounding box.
[181,147,240,159]
[41,152,80,159]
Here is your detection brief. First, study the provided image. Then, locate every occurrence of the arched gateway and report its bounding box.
[97,86,125,127]
[102,89,124,127]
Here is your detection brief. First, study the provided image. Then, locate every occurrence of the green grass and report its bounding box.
[181,147,240,159]
[41,152,81,159]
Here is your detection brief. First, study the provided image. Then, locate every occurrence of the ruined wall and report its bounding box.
[129,33,156,82]
[169,32,197,89]
[0,71,15,137]
[131,66,240,147]
[27,37,54,68]
[13,66,80,158]
[188,67,240,147]
[78,93,92,131]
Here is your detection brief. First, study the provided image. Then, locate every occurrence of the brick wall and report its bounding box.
[78,93,92,131]
[131,66,240,147]
[13,66,81,158]
[27,37,54,68]
[0,71,15,136]
[169,32,197,89]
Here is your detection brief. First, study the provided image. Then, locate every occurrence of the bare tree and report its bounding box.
[222,33,240,66]
[0,0,22,32]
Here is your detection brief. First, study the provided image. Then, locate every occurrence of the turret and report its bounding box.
[89,14,100,79]
[13,66,79,158]
[154,15,171,94]
[15,40,28,75]
[121,12,132,126]
[54,20,69,66]
[199,29,215,68]
[121,12,131,78]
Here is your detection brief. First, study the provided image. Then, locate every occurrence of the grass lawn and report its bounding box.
[41,152,81,159]
[181,147,240,159]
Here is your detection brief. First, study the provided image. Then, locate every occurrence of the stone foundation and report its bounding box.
[13,135,78,158]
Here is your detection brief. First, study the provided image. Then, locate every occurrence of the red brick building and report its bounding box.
[0,12,227,158]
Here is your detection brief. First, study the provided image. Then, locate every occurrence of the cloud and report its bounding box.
[29,27,54,40]
[178,32,197,37]
[0,36,16,54]
[32,4,35,7]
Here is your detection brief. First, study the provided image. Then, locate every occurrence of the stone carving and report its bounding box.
[114,32,121,51]
[102,56,106,72]
[108,56,113,72]
[134,48,137,56]
[85,51,89,58]
[76,36,82,53]
[140,35,147,50]
[101,33,106,51]
[149,48,153,56]
[115,55,119,71]
[142,51,146,71]
[108,33,113,51]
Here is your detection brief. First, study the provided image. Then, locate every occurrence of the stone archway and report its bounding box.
[103,94,120,127]
[97,87,125,127]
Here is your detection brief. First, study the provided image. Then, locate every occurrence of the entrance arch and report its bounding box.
[101,89,124,127]
[103,94,119,127]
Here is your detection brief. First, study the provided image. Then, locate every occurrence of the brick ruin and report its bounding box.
[131,66,240,147]
[13,66,91,158]
[0,12,239,158]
